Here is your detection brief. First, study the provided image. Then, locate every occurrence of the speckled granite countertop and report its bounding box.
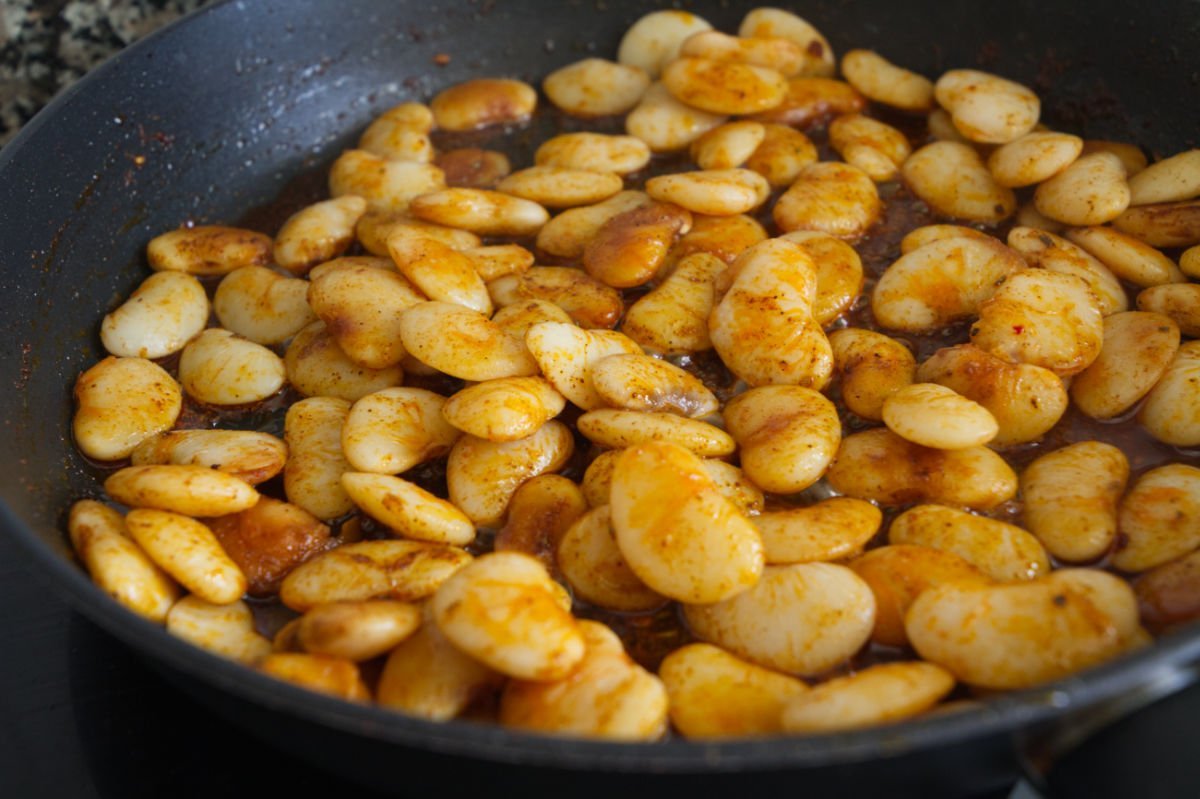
[1,0,207,146]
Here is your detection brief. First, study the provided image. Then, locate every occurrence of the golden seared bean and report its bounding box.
[1181,245,1200,278]
[106,465,258,517]
[889,504,1050,582]
[177,328,285,405]
[342,472,474,545]
[408,188,549,237]
[496,166,623,210]
[447,421,575,528]
[917,344,1068,447]
[882,383,998,450]
[1066,226,1184,287]
[1022,441,1128,563]
[400,301,540,380]
[576,408,735,456]
[1114,464,1200,572]
[683,562,874,675]
[589,353,718,418]
[778,231,864,325]
[306,264,424,369]
[377,607,503,720]
[73,356,181,461]
[738,8,834,77]
[1006,227,1127,315]
[659,643,807,739]
[872,236,1024,332]
[584,202,692,289]
[430,78,536,131]
[751,77,865,127]
[782,661,954,734]
[773,161,881,239]
[1071,312,1180,419]
[1138,283,1200,337]
[625,82,727,153]
[100,271,208,359]
[69,501,179,622]
[356,211,481,256]
[386,234,491,315]
[710,239,833,388]
[970,269,1104,376]
[840,49,934,111]
[284,397,354,521]
[754,498,882,565]
[1112,199,1200,248]
[296,600,421,661]
[437,147,514,189]
[583,451,763,518]
[646,169,769,217]
[500,620,668,741]
[491,299,574,348]
[1083,139,1148,176]
[906,569,1141,689]
[525,322,642,410]
[610,442,763,604]
[557,506,665,612]
[900,224,996,254]
[495,474,587,574]
[463,244,533,283]
[147,225,272,276]
[259,653,370,701]
[744,123,817,188]
[1127,149,1200,205]
[280,540,472,611]
[131,430,285,486]
[341,387,458,475]
[358,102,434,163]
[444,378,567,445]
[934,69,1039,144]
[284,321,403,402]
[681,30,807,77]
[1034,152,1130,226]
[543,58,650,117]
[499,266,625,329]
[273,196,367,275]
[617,10,712,78]
[724,385,839,493]
[827,428,1018,510]
[205,497,333,598]
[536,190,651,258]
[213,266,316,345]
[828,328,915,421]
[166,596,271,664]
[622,252,722,355]
[690,121,767,170]
[987,131,1083,188]
[433,552,584,680]
[849,544,990,647]
[1134,550,1200,634]
[902,141,1017,222]
[668,214,768,272]
[328,149,444,213]
[828,114,911,182]
[125,509,247,604]
[535,133,651,175]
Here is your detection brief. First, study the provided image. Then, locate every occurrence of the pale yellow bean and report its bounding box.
[147,225,272,276]
[782,661,955,733]
[408,188,549,237]
[934,69,1039,144]
[646,169,769,216]
[889,504,1049,582]
[828,114,911,182]
[1034,152,1130,226]
[101,271,208,359]
[577,409,735,457]
[743,123,817,188]
[442,377,565,442]
[342,472,474,546]
[131,430,285,486]
[283,397,354,521]
[525,322,642,410]
[1082,139,1148,176]
[840,49,934,111]
[828,328,915,421]
[621,252,722,355]
[1021,442,1128,563]
[690,121,767,170]
[386,234,491,315]
[1066,225,1184,287]
[283,321,403,402]
[1014,203,1067,234]
[297,600,421,661]
[430,78,537,131]
[273,196,368,275]
[213,266,316,345]
[496,166,623,210]
[68,500,179,622]
[328,149,444,213]
[1180,245,1200,278]
[497,266,625,329]
[166,596,271,664]
[738,8,835,77]
[308,254,396,279]
[73,356,181,461]
[106,465,258,517]
[589,353,717,418]
[683,562,874,676]
[125,509,247,604]
[1138,283,1200,337]
[987,132,1083,188]
[751,77,865,128]
[625,82,727,153]
[1128,149,1200,205]
[463,244,533,283]
[1114,464,1200,572]
[356,211,480,256]
[490,300,574,348]
[557,506,665,612]
[1005,227,1127,315]
[399,302,540,381]
[899,224,996,254]
[582,450,763,518]
[341,387,458,475]
[882,383,998,450]
[773,161,881,239]
[536,191,652,258]
[178,328,285,405]
[259,653,370,701]
[754,498,882,565]
[306,264,425,368]
[543,58,650,117]
[1070,311,1180,419]
[535,133,652,175]
[902,141,1016,222]
[358,102,435,163]
[681,30,807,77]
[724,385,839,493]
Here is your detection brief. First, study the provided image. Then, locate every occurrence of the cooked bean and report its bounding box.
[583,450,763,517]
[1006,227,1127,315]
[495,474,587,574]
[683,562,873,676]
[274,196,368,275]
[147,225,272,276]
[400,302,540,381]
[646,169,769,217]
[1022,441,1128,563]
[543,58,649,117]
[781,662,955,733]
[1137,283,1200,337]
[827,428,1017,510]
[100,271,208,359]
[342,472,474,545]
[882,383,998,450]
[408,188,549,237]
[1034,153,1130,226]
[906,569,1141,689]
[1114,464,1200,572]
[589,353,717,418]
[1014,203,1066,234]
[934,69,1039,144]
[738,8,834,77]
[557,506,665,612]
[297,600,421,661]
[743,123,817,187]
[463,244,534,283]
[206,496,333,597]
[1082,139,1148,176]
[987,131,1082,188]
[69,500,179,622]
[525,322,642,410]
[430,78,537,131]
[436,147,513,189]
[442,378,564,443]
[356,211,480,256]
[131,429,285,486]
[167,596,271,664]
[1127,149,1200,205]
[625,82,727,153]
[283,397,354,521]
[358,102,435,163]
[1111,199,1200,248]
[610,442,763,604]
[899,224,996,254]
[283,321,403,402]
[259,653,370,701]
[681,30,806,77]
[668,213,768,270]
[617,10,713,78]
[341,387,459,475]
[1070,312,1180,419]
[73,356,181,461]
[902,142,1017,222]
[328,149,445,213]
[178,328,286,405]
[1134,550,1200,634]
[213,266,315,345]
[889,504,1049,582]
[828,114,911,182]
[497,166,623,210]
[583,202,692,288]
[280,540,472,611]
[577,409,734,457]
[490,299,574,348]
[828,328,915,421]
[690,121,767,170]
[106,465,258,517]
[754,498,881,565]
[125,509,247,604]
[536,190,652,258]
[307,265,424,369]
[1066,225,1184,287]
[621,252,722,355]
[386,235,491,315]
[773,161,881,239]
[1140,341,1200,446]
[535,133,651,176]
[1180,245,1200,278]
[751,77,865,127]
[840,49,934,111]
[499,266,625,329]
[724,385,839,493]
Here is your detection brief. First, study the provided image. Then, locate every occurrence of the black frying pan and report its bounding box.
[3,1,1200,795]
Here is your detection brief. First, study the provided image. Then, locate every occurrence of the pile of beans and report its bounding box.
[67,7,1200,741]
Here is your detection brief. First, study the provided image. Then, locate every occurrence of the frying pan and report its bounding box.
[2,0,1199,795]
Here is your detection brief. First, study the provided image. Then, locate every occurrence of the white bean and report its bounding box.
[101,271,208,359]
[178,328,286,405]
[1021,442,1129,563]
[125,509,247,604]
[213,266,315,345]
[73,356,181,461]
[543,58,649,117]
